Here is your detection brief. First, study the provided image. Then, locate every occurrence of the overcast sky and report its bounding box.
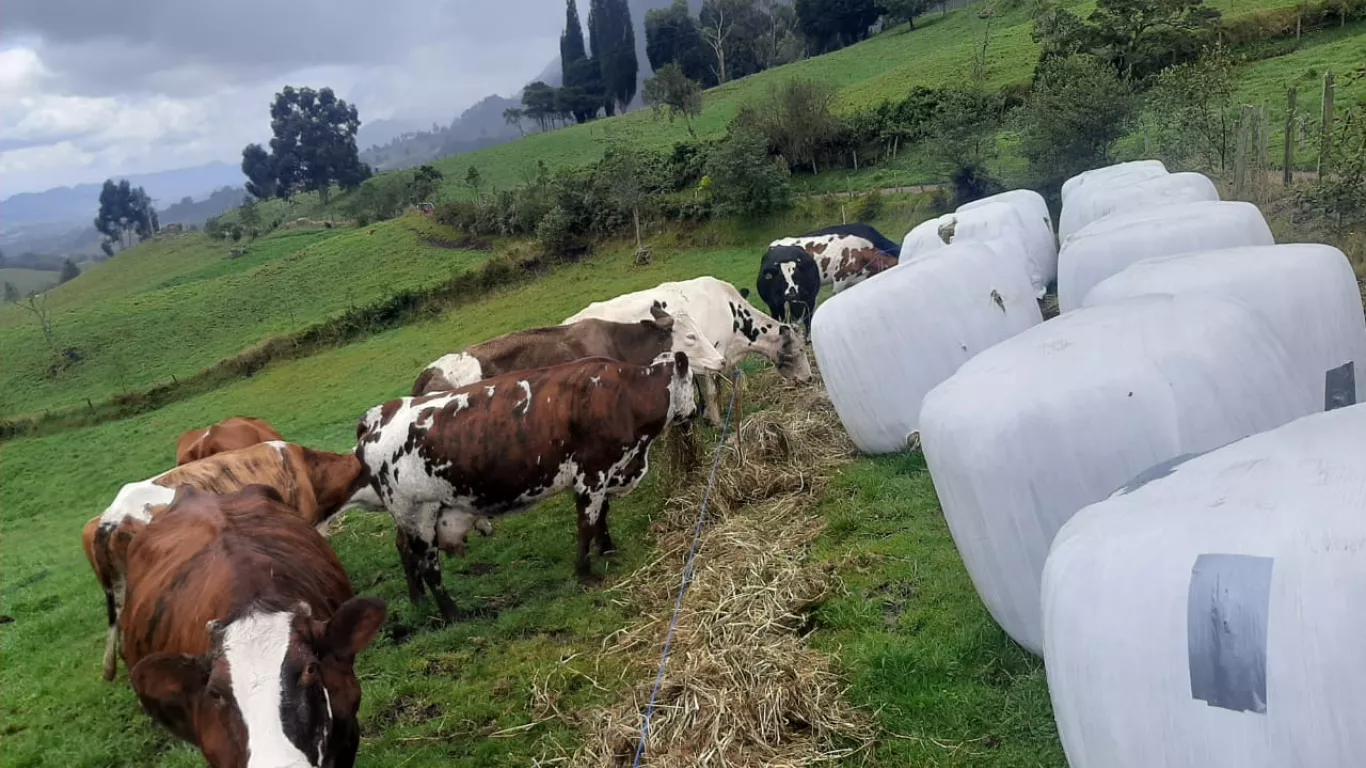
[0,0,566,196]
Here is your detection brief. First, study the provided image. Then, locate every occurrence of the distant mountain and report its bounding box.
[359,118,433,153]
[158,187,248,227]
[361,94,527,171]
[0,162,247,229]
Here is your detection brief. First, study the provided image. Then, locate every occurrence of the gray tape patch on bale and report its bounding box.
[1187,553,1274,714]
[1325,361,1356,411]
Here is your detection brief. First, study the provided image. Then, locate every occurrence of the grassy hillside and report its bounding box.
[0,200,1060,766]
[0,268,66,297]
[0,220,493,418]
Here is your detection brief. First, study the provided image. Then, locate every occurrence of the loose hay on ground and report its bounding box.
[539,370,872,767]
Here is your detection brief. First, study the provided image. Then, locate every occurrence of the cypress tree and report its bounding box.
[590,0,639,116]
[561,0,588,86]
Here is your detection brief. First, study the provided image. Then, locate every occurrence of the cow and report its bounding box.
[82,441,367,681]
[354,353,697,622]
[754,246,821,335]
[176,417,284,466]
[768,233,898,292]
[563,276,813,425]
[411,302,725,396]
[804,223,901,258]
[120,484,386,768]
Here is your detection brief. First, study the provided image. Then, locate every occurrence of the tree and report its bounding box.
[3,282,19,304]
[100,240,116,258]
[1017,54,1140,190]
[411,165,444,203]
[794,0,880,53]
[1145,46,1237,170]
[94,179,159,251]
[734,78,843,174]
[503,107,526,136]
[241,143,278,199]
[1032,0,1220,82]
[1299,98,1366,236]
[700,0,739,84]
[19,293,56,355]
[925,89,1005,204]
[238,198,262,239]
[465,166,484,201]
[599,150,649,250]
[705,126,793,217]
[590,0,639,115]
[646,0,712,83]
[522,82,559,131]
[643,62,705,137]
[560,0,602,122]
[882,0,932,29]
[58,258,81,284]
[241,86,369,203]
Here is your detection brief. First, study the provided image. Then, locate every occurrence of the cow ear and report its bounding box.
[779,325,792,337]
[647,313,674,332]
[321,597,388,662]
[649,301,670,321]
[131,653,208,705]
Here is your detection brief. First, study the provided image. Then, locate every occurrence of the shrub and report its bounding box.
[1017,53,1140,192]
[536,204,586,258]
[852,189,884,221]
[706,128,794,219]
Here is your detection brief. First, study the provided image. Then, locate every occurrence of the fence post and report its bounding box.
[1320,71,1336,177]
[1258,105,1270,175]
[1234,105,1253,199]
[1284,87,1297,185]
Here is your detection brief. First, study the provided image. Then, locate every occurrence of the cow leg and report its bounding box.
[699,373,723,426]
[411,534,459,623]
[101,583,122,681]
[575,494,604,584]
[594,497,616,557]
[394,528,426,607]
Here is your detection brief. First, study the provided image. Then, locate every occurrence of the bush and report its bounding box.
[706,128,794,219]
[852,189,884,221]
[536,204,586,258]
[1017,53,1140,192]
[734,78,846,174]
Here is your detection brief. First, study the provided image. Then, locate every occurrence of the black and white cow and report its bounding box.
[564,276,813,424]
[355,354,697,621]
[804,223,901,258]
[767,233,898,292]
[754,245,821,335]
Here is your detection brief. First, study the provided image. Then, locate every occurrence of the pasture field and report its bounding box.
[0,220,493,419]
[0,206,1062,765]
[0,268,66,298]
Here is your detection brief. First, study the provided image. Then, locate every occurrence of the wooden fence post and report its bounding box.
[1320,71,1336,177]
[1284,87,1298,185]
[1234,105,1253,199]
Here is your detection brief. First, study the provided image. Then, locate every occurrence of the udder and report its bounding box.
[435,511,494,556]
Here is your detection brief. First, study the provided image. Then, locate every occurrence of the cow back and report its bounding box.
[175,417,284,465]
[156,442,322,524]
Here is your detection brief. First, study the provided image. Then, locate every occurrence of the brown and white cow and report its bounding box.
[121,484,386,768]
[768,233,898,292]
[411,302,725,396]
[176,417,284,466]
[82,441,366,681]
[563,276,812,424]
[354,353,697,621]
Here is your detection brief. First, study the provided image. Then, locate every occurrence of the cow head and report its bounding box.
[643,302,724,375]
[760,255,803,304]
[664,351,698,424]
[775,326,813,383]
[130,597,387,768]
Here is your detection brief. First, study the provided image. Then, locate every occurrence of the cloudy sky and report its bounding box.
[0,0,566,196]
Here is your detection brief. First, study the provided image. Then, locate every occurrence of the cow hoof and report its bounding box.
[102,665,117,682]
[597,544,618,557]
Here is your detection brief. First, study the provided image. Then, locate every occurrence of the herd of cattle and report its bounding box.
[78,224,904,768]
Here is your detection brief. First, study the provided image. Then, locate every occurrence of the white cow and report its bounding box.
[565,276,813,423]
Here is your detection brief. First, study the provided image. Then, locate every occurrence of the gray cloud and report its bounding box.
[0,0,567,195]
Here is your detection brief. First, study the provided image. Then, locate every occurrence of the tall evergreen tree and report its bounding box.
[561,0,601,122]
[561,0,589,85]
[590,0,639,115]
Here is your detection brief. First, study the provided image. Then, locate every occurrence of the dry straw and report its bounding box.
[537,369,874,767]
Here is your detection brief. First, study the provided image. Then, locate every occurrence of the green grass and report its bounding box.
[0,197,1061,766]
[0,218,493,419]
[0,268,64,297]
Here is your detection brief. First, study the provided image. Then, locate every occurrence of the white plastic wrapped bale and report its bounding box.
[1058,171,1219,244]
[958,189,1058,288]
[1084,244,1366,411]
[900,203,1052,298]
[919,293,1313,655]
[1057,201,1274,312]
[1043,404,1366,768]
[1060,159,1167,202]
[811,242,1042,454]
